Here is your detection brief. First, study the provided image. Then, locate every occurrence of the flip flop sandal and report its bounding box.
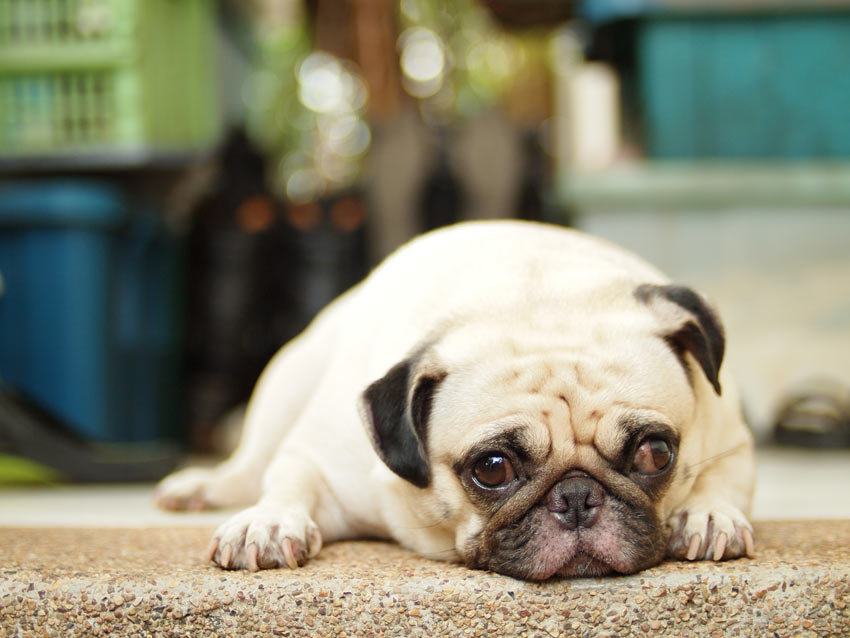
[773,378,850,448]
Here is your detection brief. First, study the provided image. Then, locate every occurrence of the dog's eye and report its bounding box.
[632,438,673,475]
[472,454,516,489]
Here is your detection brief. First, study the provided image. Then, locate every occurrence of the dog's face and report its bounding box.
[361,284,726,580]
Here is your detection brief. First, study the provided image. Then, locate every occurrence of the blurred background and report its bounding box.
[1,0,849,485]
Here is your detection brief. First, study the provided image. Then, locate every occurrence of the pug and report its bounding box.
[156,220,755,580]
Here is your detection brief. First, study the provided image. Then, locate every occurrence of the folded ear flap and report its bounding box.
[635,284,725,395]
[360,355,446,488]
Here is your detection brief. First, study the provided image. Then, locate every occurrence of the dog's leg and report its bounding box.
[155,298,346,511]
[666,434,756,562]
[205,448,340,571]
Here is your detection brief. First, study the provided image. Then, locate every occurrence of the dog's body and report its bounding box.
[157,221,754,580]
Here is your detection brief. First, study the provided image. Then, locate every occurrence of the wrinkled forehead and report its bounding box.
[429,328,695,462]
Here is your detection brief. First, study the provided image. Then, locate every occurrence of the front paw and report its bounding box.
[207,505,323,571]
[666,503,754,562]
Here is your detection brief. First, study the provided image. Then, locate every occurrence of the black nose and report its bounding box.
[546,474,606,531]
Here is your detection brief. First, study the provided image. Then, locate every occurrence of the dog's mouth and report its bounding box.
[474,501,665,581]
[523,528,630,580]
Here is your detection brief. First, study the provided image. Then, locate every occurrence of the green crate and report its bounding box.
[0,0,220,159]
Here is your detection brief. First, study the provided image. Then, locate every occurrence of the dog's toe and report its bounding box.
[208,505,322,571]
[667,503,754,562]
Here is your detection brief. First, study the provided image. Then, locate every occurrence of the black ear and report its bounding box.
[635,284,725,395]
[360,357,445,488]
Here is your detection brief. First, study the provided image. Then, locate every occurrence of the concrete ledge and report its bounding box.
[1,521,848,637]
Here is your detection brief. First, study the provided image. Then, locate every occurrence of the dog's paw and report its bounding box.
[155,467,220,511]
[666,502,754,562]
[154,466,259,511]
[206,505,323,571]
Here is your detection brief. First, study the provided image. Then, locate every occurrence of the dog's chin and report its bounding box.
[479,506,664,581]
[521,532,631,581]
[556,554,615,578]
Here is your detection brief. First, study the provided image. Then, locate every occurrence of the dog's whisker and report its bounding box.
[579,556,596,577]
[688,442,749,470]
[402,522,448,531]
[397,518,452,531]
[423,546,459,559]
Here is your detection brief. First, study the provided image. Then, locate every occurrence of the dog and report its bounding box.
[156,220,755,580]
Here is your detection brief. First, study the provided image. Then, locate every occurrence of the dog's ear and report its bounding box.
[635,284,725,395]
[360,355,446,488]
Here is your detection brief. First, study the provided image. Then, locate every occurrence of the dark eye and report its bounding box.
[632,438,673,475]
[472,454,516,489]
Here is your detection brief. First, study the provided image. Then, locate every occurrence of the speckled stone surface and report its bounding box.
[1,521,848,637]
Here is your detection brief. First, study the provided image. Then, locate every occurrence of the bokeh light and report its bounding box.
[399,27,447,98]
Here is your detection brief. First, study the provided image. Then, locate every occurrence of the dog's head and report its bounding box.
[360,283,727,580]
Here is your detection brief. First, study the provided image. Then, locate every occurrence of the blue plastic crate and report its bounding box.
[0,180,182,443]
[637,13,850,158]
[580,2,850,158]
